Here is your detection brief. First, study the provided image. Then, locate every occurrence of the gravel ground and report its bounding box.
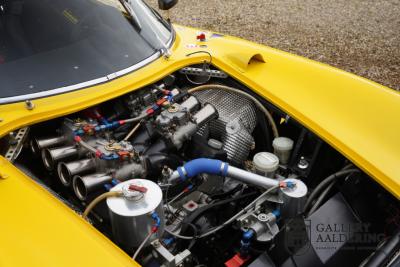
[149,0,400,90]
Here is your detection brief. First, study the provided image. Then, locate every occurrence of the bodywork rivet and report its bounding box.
[25,100,35,110]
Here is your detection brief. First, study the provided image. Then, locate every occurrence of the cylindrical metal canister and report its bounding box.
[280,178,308,218]
[106,179,164,251]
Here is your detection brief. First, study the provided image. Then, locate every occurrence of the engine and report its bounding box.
[4,67,399,267]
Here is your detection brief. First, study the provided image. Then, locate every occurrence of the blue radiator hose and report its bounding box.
[175,158,228,182]
[169,158,281,189]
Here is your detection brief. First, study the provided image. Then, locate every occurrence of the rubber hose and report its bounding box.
[83,191,122,219]
[307,180,336,216]
[303,169,360,213]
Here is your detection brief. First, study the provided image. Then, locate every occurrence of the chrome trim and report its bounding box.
[0,52,160,105]
[0,27,175,105]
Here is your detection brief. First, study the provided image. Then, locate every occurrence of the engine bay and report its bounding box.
[2,66,399,267]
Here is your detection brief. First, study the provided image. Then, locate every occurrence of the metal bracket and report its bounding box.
[4,127,29,162]
[151,239,191,267]
[237,211,279,242]
[179,67,228,78]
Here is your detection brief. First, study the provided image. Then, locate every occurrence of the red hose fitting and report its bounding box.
[95,150,103,158]
[156,98,167,106]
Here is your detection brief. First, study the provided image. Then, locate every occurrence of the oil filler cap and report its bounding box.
[122,181,147,201]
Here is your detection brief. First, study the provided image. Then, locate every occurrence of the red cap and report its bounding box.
[128,184,148,193]
[196,32,206,41]
[74,136,82,142]
[224,254,249,267]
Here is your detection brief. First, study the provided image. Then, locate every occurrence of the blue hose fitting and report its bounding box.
[240,229,255,257]
[151,211,161,228]
[104,184,113,191]
[285,181,296,188]
[100,154,119,160]
[272,209,281,219]
[163,237,175,246]
[111,179,120,186]
[243,230,254,241]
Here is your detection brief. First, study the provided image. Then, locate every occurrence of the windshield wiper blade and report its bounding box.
[142,1,172,30]
[119,0,142,31]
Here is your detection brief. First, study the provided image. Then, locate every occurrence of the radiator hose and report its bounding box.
[168,158,282,189]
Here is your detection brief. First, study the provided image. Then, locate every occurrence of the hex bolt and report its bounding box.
[8,132,17,145]
[153,240,161,248]
[298,156,309,170]
[257,213,269,222]
[25,100,35,110]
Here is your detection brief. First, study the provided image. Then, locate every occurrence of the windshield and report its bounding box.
[0,0,172,103]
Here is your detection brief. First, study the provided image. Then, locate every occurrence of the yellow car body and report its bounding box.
[0,25,399,267]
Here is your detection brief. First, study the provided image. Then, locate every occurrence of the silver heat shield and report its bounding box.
[193,89,257,165]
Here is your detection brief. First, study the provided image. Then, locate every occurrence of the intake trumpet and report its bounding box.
[41,145,79,170]
[57,158,96,186]
[73,173,113,201]
[72,162,144,200]
[30,136,66,155]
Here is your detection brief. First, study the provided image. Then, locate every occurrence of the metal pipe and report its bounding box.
[72,162,144,200]
[57,158,96,186]
[73,173,113,201]
[30,136,66,155]
[41,145,79,170]
[123,122,141,141]
[226,165,279,188]
[169,158,279,189]
[124,113,148,124]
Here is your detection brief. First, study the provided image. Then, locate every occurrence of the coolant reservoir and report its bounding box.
[272,137,294,164]
[107,179,164,251]
[253,152,279,177]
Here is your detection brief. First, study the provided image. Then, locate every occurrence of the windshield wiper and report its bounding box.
[119,0,142,31]
[142,1,172,31]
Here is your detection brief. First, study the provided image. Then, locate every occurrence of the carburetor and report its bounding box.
[154,96,218,149]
